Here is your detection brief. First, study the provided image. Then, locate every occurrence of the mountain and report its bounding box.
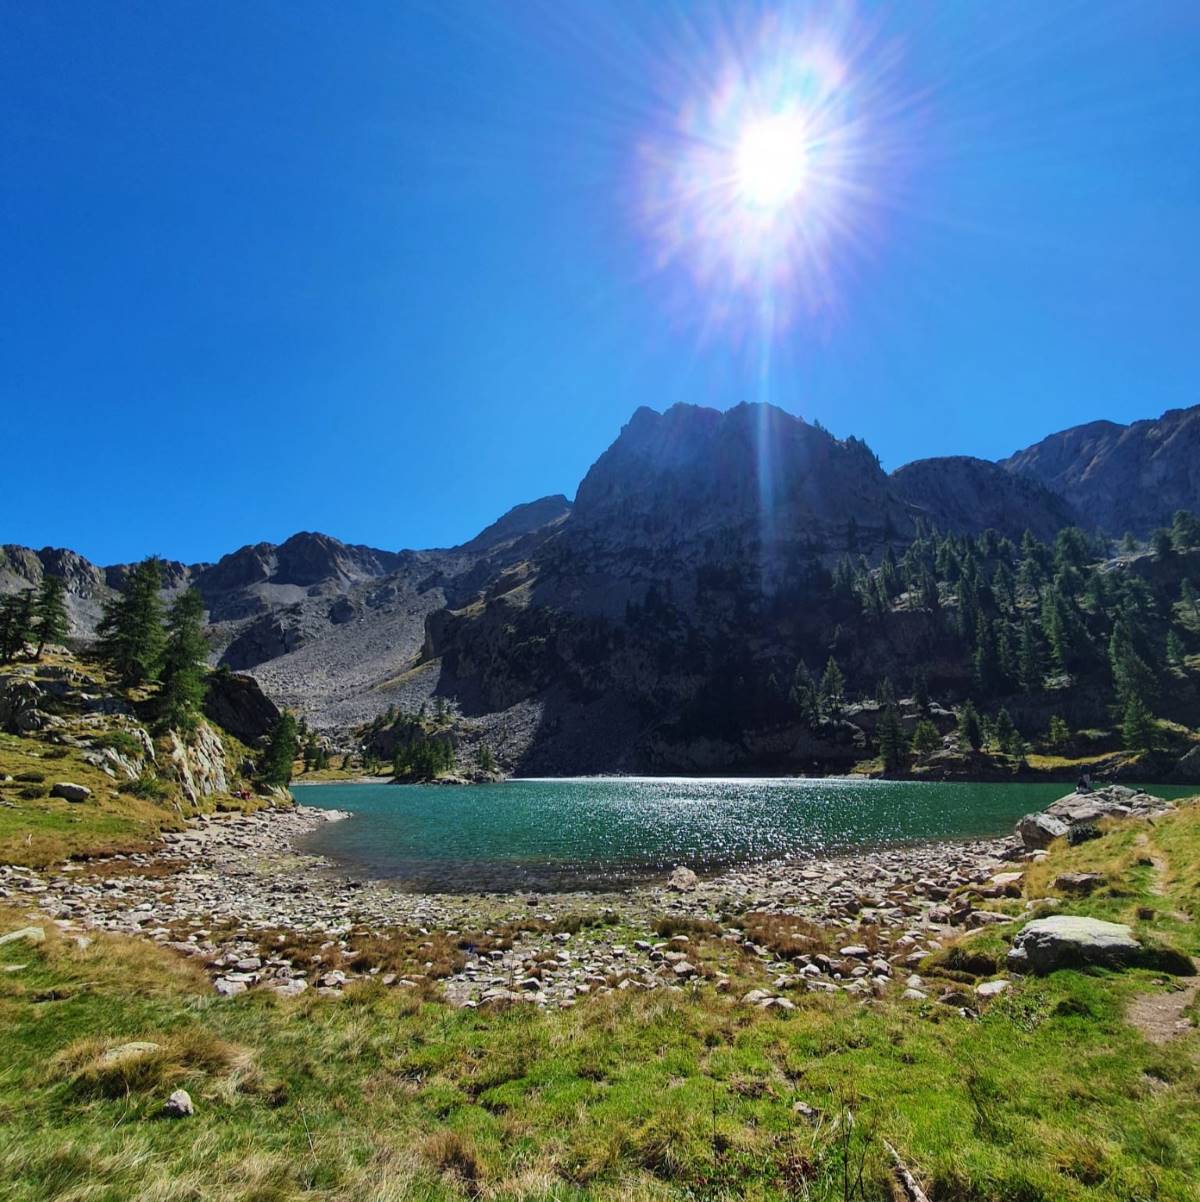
[891,456,1080,540]
[8,399,1200,773]
[1000,405,1200,535]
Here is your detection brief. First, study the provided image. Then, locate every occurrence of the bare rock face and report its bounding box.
[890,456,1079,540]
[202,670,280,744]
[1001,403,1200,535]
[163,723,230,804]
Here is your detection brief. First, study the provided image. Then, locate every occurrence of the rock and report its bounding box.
[51,782,91,803]
[214,976,248,997]
[0,925,45,947]
[1017,812,1069,850]
[268,978,308,997]
[1054,872,1105,896]
[668,866,698,891]
[976,979,1010,998]
[1006,916,1142,975]
[99,1041,161,1066]
[839,945,869,958]
[672,959,698,979]
[965,910,1014,929]
[741,988,772,1006]
[1045,786,1166,825]
[902,987,928,1001]
[163,1089,194,1118]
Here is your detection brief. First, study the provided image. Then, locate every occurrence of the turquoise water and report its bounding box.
[298,777,1193,893]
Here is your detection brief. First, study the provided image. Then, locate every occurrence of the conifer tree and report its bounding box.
[1018,619,1042,693]
[1047,716,1070,751]
[957,700,983,752]
[877,705,908,772]
[993,707,1023,758]
[910,719,940,760]
[156,588,209,732]
[0,590,35,661]
[97,557,166,686]
[32,575,68,659]
[1166,628,1185,667]
[1122,696,1156,752]
[819,657,844,719]
[262,711,299,786]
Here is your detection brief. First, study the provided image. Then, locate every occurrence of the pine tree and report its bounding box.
[1167,628,1185,667]
[911,670,930,713]
[1171,509,1200,551]
[97,557,166,686]
[789,662,819,725]
[1152,528,1174,559]
[262,711,299,786]
[1122,696,1156,752]
[1018,619,1042,693]
[1047,716,1070,751]
[32,575,69,659]
[878,705,908,772]
[957,700,983,752]
[1120,531,1138,554]
[910,719,940,760]
[477,744,496,774]
[993,708,1024,758]
[0,590,35,662]
[1182,579,1200,621]
[156,588,209,733]
[819,657,845,719]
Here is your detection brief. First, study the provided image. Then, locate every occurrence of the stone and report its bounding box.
[1006,916,1142,975]
[0,925,45,947]
[976,979,1010,998]
[1017,812,1068,850]
[966,910,1014,929]
[668,866,698,891]
[901,987,928,1000]
[163,1089,194,1118]
[839,945,869,958]
[741,988,772,1006]
[99,1041,161,1066]
[214,976,248,997]
[672,959,697,979]
[1054,872,1105,896]
[51,782,91,803]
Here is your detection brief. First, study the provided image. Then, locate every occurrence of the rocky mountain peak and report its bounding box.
[572,401,908,546]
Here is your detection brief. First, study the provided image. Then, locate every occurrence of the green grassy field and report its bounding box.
[1,803,1198,1201]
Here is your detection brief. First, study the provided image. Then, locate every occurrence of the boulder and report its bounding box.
[99,1041,161,1066]
[667,865,698,891]
[51,782,91,803]
[1054,872,1105,896]
[163,1088,194,1118]
[1045,785,1166,825]
[1017,812,1068,850]
[1006,915,1141,975]
[0,925,45,947]
[202,671,281,745]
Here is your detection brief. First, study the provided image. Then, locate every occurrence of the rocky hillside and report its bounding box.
[7,400,1200,772]
[1001,404,1200,535]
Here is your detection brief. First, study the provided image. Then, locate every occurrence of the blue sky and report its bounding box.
[3,1,1198,565]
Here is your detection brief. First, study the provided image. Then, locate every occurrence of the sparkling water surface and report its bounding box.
[297,777,1193,893]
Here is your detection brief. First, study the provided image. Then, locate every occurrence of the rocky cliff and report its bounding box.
[1000,405,1200,535]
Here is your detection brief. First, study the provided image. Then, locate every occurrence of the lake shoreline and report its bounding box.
[4,799,1023,1007]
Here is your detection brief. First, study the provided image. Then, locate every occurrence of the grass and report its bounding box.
[0,651,281,867]
[2,809,1200,1200]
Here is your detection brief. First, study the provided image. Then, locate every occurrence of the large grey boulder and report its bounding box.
[1006,916,1141,975]
[51,782,91,803]
[1045,785,1166,825]
[1016,812,1069,850]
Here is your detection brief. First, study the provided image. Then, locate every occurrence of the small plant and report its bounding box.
[120,772,170,801]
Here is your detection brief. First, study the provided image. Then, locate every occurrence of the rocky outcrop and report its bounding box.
[162,723,230,805]
[1007,916,1142,974]
[1001,404,1200,535]
[202,670,281,745]
[1017,786,1173,849]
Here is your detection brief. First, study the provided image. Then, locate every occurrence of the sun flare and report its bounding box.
[638,8,916,334]
[735,113,811,211]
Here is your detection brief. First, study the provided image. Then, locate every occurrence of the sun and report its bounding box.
[735,112,811,211]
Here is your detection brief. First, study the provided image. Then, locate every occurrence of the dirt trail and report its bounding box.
[1127,969,1199,1045]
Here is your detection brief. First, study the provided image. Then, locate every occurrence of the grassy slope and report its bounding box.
[2,808,1199,1200]
[0,651,275,868]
